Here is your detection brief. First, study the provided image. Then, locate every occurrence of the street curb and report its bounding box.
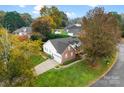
[86,50,119,87]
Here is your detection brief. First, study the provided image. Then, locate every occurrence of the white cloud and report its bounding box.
[65,12,77,19]
[19,5,26,8]
[88,5,97,8]
[33,5,44,14]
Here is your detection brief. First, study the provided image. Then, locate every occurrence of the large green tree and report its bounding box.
[0,28,41,86]
[3,11,26,32]
[59,11,69,27]
[120,14,124,37]
[109,12,124,37]
[0,11,6,26]
[80,7,120,65]
[20,13,33,26]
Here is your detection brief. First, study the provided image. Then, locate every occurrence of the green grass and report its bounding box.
[59,29,68,35]
[48,33,69,40]
[54,29,68,35]
[34,54,116,87]
[31,55,46,67]
[62,58,80,65]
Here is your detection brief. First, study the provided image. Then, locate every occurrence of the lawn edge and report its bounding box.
[86,50,119,87]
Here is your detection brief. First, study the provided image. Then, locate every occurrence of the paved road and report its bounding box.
[35,59,58,75]
[92,44,124,87]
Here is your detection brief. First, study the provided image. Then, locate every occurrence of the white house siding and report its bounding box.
[68,33,74,36]
[43,40,62,63]
[55,31,61,34]
[43,40,56,55]
[53,53,62,63]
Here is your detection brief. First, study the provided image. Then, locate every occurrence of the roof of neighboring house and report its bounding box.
[65,24,82,35]
[49,37,81,54]
[13,27,32,34]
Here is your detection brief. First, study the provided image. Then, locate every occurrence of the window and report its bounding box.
[65,53,68,58]
[71,52,73,56]
[45,47,47,52]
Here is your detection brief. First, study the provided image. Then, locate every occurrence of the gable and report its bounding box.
[43,40,57,53]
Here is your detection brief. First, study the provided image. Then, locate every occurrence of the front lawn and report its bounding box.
[31,55,46,67]
[34,53,116,87]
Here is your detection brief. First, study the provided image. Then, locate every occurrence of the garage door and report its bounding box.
[53,54,61,63]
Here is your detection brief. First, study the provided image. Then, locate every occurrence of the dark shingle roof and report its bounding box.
[65,24,82,35]
[13,27,32,34]
[50,37,80,54]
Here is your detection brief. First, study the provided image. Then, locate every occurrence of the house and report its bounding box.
[54,29,61,34]
[13,27,32,38]
[64,24,82,36]
[43,37,82,64]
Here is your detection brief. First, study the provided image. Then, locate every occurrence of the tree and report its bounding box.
[40,6,68,28]
[40,6,51,16]
[68,17,82,25]
[3,11,26,32]
[109,12,124,37]
[0,28,41,86]
[0,11,6,26]
[80,7,120,65]
[31,16,56,41]
[59,11,68,28]
[20,13,33,26]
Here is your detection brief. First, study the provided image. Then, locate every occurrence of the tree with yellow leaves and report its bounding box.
[0,28,41,86]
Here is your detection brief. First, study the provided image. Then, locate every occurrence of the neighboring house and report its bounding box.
[54,29,61,34]
[13,27,32,38]
[64,24,82,36]
[43,37,82,64]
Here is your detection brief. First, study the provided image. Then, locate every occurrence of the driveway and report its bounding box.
[91,43,124,87]
[34,59,58,75]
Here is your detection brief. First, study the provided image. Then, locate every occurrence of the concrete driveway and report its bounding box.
[92,44,124,87]
[35,59,58,75]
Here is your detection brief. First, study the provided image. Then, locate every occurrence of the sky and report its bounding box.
[0,5,124,19]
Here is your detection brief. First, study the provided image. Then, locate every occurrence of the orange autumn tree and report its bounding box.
[31,16,56,41]
[0,28,41,86]
[80,7,121,65]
